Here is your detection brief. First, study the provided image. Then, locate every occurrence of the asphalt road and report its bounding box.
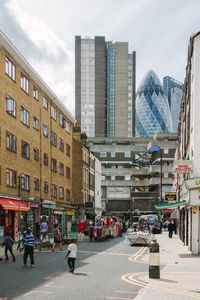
[0,236,148,300]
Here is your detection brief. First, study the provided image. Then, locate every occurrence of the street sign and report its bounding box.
[165,192,176,202]
[192,206,197,214]
[174,160,192,174]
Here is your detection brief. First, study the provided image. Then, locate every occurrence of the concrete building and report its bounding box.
[175,32,200,254]
[87,133,177,217]
[75,36,136,138]
[72,126,101,219]
[0,30,76,240]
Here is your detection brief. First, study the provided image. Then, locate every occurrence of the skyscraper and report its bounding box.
[171,87,182,132]
[163,76,183,109]
[75,36,136,138]
[136,70,173,137]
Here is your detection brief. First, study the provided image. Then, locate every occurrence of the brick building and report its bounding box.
[0,30,75,241]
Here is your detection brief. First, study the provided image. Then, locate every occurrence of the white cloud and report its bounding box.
[5,0,75,115]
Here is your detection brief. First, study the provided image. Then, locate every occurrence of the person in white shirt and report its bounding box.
[66,239,77,273]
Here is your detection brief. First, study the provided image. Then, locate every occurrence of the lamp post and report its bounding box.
[149,145,163,204]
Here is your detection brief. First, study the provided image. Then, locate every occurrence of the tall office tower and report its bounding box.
[163,76,183,109]
[75,36,136,138]
[171,87,183,132]
[136,70,173,138]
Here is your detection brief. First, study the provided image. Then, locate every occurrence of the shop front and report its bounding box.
[41,200,56,233]
[0,197,29,241]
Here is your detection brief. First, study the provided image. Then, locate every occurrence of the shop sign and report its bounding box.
[192,206,197,214]
[165,192,176,202]
[185,178,200,190]
[65,211,75,216]
[174,160,192,174]
[42,200,56,209]
[53,210,63,215]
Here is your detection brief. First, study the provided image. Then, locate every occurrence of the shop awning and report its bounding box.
[0,198,29,211]
[155,200,186,211]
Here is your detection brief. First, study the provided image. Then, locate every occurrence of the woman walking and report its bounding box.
[52,224,63,252]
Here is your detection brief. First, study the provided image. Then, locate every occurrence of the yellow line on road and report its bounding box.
[128,247,146,262]
[121,272,200,299]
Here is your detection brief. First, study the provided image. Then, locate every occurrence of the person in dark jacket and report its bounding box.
[168,220,174,238]
[3,233,15,262]
[23,228,35,267]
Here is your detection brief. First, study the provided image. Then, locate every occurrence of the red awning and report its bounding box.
[162,209,175,213]
[0,198,29,211]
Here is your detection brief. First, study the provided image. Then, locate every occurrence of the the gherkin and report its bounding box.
[136,70,173,137]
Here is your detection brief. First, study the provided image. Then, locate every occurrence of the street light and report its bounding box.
[149,145,163,204]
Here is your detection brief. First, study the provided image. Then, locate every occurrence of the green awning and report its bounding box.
[155,200,186,210]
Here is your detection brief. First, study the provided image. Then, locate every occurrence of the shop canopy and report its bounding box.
[155,200,186,211]
[0,198,29,211]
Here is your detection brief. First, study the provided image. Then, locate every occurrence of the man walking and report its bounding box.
[66,239,77,274]
[3,233,15,262]
[168,220,174,238]
[23,228,35,267]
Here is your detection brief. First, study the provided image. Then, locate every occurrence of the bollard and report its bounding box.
[149,237,160,279]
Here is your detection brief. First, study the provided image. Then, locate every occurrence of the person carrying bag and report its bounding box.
[52,224,63,252]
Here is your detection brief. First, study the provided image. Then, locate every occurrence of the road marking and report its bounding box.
[43,276,55,280]
[121,272,200,299]
[128,247,146,262]
[24,291,53,296]
[78,250,132,256]
[107,297,135,300]
[116,291,138,294]
[45,282,64,288]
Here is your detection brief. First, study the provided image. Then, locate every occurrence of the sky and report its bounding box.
[0,0,200,116]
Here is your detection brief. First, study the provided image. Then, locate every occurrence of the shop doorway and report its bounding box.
[4,211,15,239]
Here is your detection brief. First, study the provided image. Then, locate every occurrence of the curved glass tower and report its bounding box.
[136,70,173,137]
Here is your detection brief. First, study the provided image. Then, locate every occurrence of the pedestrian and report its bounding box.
[2,233,15,262]
[119,222,123,237]
[23,228,35,267]
[52,224,63,252]
[149,224,154,235]
[168,220,174,238]
[66,239,77,274]
[89,225,94,242]
[40,217,48,233]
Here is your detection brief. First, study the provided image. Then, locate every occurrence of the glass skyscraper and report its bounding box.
[136,70,173,137]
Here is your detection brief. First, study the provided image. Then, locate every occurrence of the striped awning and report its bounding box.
[155,200,186,210]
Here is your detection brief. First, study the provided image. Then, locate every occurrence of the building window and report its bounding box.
[6,96,16,117]
[43,97,48,110]
[6,168,17,188]
[51,131,57,147]
[111,152,115,157]
[44,181,48,193]
[21,74,29,94]
[66,189,70,201]
[59,187,64,199]
[33,87,39,100]
[5,57,16,81]
[66,166,70,179]
[111,175,115,180]
[44,153,48,166]
[21,140,30,159]
[33,117,39,130]
[6,131,17,152]
[43,125,48,137]
[100,152,107,158]
[33,147,39,161]
[59,162,64,176]
[66,120,71,134]
[21,107,30,127]
[34,178,39,191]
[125,175,130,180]
[125,152,131,158]
[51,105,57,120]
[51,184,57,198]
[21,174,30,191]
[51,158,57,173]
[59,113,64,127]
[66,144,70,156]
[59,138,64,152]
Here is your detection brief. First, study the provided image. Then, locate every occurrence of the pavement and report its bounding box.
[126,231,200,300]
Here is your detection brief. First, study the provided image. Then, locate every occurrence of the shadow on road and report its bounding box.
[0,236,130,299]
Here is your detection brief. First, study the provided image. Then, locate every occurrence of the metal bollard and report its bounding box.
[149,237,160,279]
